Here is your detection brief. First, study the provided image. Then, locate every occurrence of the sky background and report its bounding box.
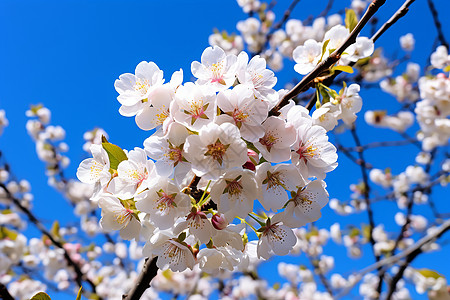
[1,0,449,299]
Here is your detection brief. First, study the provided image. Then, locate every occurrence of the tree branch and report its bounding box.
[304,0,415,111]
[0,182,99,298]
[371,0,415,43]
[427,0,449,49]
[269,0,386,115]
[122,257,158,300]
[0,283,14,300]
[350,127,380,264]
[336,219,450,299]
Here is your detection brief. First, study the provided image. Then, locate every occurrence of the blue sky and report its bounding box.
[1,0,449,298]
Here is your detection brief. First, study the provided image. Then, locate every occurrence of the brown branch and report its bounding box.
[317,0,334,18]
[427,0,449,49]
[340,138,418,152]
[371,0,415,43]
[256,0,302,56]
[0,283,14,300]
[336,144,373,169]
[386,220,450,299]
[350,127,380,264]
[377,149,436,293]
[308,256,334,296]
[272,0,301,31]
[269,0,387,115]
[303,0,415,112]
[122,257,158,300]
[0,182,100,298]
[336,219,450,299]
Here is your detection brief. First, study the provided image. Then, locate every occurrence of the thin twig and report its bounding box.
[256,0,302,55]
[371,0,415,43]
[0,182,100,298]
[317,0,334,18]
[427,0,449,49]
[304,0,415,111]
[350,127,380,264]
[308,256,334,296]
[340,138,418,152]
[336,219,450,299]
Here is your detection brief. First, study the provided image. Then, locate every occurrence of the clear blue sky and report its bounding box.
[1,0,449,299]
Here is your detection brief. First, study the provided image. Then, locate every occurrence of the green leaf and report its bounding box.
[444,65,450,72]
[345,9,358,32]
[51,221,60,240]
[30,104,44,115]
[102,141,128,170]
[362,225,372,240]
[418,268,443,279]
[0,227,18,240]
[318,85,331,104]
[320,39,330,61]
[349,227,360,238]
[333,65,354,74]
[30,292,52,300]
[339,81,347,96]
[76,287,83,300]
[356,56,371,66]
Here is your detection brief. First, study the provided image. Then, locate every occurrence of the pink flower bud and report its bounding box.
[247,149,258,160]
[211,213,228,230]
[243,149,259,171]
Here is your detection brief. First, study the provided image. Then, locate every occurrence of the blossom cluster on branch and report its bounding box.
[1,0,450,299]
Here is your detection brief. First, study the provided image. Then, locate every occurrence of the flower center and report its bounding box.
[114,209,133,225]
[184,100,209,125]
[292,189,313,212]
[166,147,183,163]
[156,190,177,214]
[297,143,318,162]
[162,240,184,261]
[155,106,170,125]
[224,179,243,196]
[259,132,278,152]
[134,78,150,96]
[233,109,249,123]
[263,171,284,190]
[205,139,230,165]
[210,61,225,83]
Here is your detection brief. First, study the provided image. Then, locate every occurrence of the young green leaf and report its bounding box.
[345,9,358,32]
[102,141,128,170]
[320,39,330,61]
[418,268,444,279]
[318,85,331,104]
[0,227,18,240]
[30,292,52,300]
[50,220,61,240]
[333,65,354,74]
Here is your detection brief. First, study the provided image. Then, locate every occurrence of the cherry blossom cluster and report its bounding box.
[76,43,348,273]
[26,104,70,182]
[0,157,152,300]
[1,0,450,298]
[210,0,375,75]
[416,46,450,151]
